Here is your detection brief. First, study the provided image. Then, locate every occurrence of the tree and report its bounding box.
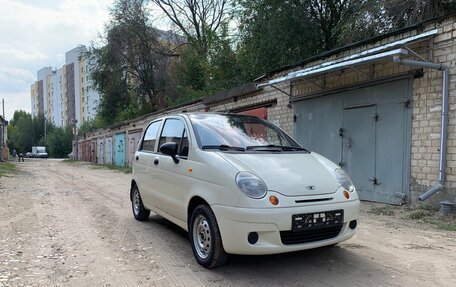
[45,127,73,158]
[382,0,456,29]
[7,110,34,154]
[153,0,239,99]
[8,111,43,154]
[168,20,241,103]
[87,0,178,124]
[236,0,320,80]
[308,0,364,51]
[152,0,231,56]
[8,109,72,158]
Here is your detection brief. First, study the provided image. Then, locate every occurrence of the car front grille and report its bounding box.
[280,225,343,245]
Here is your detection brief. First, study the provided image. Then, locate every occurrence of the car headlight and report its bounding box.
[334,168,355,192]
[235,172,267,199]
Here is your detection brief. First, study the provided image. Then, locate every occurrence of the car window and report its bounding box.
[141,120,161,152]
[189,114,301,149]
[159,119,189,157]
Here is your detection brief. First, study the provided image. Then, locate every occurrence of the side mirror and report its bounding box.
[160,142,179,164]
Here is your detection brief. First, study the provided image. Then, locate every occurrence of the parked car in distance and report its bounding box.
[131,113,360,268]
[31,146,48,158]
[26,152,32,158]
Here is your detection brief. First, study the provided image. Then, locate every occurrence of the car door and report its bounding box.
[134,120,162,208]
[153,117,192,221]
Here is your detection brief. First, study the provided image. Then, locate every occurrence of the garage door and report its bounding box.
[293,79,412,205]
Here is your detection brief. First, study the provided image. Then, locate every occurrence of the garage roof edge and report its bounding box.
[258,48,410,87]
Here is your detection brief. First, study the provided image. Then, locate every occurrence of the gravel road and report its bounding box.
[0,159,455,287]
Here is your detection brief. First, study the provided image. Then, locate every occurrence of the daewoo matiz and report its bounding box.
[131,113,360,268]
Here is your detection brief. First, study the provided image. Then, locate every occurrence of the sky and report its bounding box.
[0,0,115,120]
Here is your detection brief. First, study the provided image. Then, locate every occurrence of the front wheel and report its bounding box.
[189,205,227,268]
[131,185,150,221]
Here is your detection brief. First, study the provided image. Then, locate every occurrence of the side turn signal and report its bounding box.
[269,195,279,206]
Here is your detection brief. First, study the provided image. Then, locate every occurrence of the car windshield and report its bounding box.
[189,113,305,151]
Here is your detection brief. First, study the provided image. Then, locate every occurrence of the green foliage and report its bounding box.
[0,162,16,177]
[206,22,242,92]
[45,126,73,158]
[7,110,51,155]
[8,110,72,158]
[169,21,242,104]
[406,204,456,231]
[409,205,439,220]
[78,116,106,135]
[91,163,132,174]
[86,0,175,125]
[236,0,321,80]
[433,218,456,231]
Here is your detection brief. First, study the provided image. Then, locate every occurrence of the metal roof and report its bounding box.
[258,26,439,87]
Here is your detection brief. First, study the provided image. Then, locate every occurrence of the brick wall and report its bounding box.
[287,16,456,204]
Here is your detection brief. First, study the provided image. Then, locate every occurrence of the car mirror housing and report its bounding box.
[160,142,180,163]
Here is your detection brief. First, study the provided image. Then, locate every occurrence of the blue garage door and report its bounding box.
[114,133,126,167]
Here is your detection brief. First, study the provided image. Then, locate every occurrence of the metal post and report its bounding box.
[73,120,78,160]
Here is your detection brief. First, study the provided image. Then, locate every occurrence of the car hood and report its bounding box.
[216,152,340,196]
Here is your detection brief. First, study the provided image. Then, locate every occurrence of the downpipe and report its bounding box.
[393,56,449,201]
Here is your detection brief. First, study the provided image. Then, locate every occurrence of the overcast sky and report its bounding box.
[0,0,115,120]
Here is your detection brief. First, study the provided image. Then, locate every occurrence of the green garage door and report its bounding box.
[293,79,412,205]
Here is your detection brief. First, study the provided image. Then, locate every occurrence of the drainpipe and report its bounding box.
[393,56,449,201]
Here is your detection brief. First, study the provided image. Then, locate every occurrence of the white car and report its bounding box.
[131,113,360,268]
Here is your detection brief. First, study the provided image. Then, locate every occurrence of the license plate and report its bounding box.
[292,210,344,232]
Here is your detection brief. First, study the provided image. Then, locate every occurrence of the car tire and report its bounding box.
[189,205,227,268]
[131,185,150,221]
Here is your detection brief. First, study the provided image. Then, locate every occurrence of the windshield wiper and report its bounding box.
[201,145,245,151]
[246,145,309,152]
[245,144,283,151]
[280,146,309,152]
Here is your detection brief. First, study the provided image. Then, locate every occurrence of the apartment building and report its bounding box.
[79,57,99,123]
[31,46,100,128]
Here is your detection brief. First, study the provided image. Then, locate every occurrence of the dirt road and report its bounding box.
[0,160,455,287]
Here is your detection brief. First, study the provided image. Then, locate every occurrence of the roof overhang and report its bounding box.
[258,28,438,87]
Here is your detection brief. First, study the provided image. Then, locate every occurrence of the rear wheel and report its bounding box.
[131,185,150,221]
[189,205,227,268]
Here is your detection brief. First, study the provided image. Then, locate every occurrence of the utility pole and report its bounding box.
[1,99,4,161]
[73,119,78,160]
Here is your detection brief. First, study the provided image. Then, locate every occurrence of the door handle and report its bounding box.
[370,177,381,185]
[154,159,159,166]
[135,155,139,161]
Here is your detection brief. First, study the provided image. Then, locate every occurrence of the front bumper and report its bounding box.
[212,199,359,255]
